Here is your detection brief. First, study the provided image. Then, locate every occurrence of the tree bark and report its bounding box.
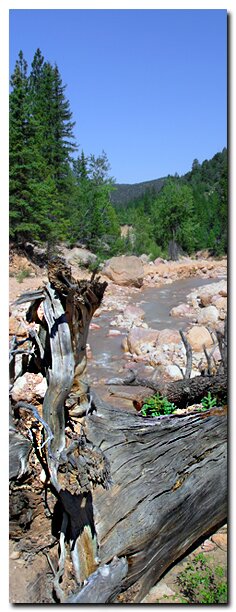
[83,391,227,603]
[108,371,227,411]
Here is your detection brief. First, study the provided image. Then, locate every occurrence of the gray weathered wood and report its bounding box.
[43,284,75,464]
[9,424,32,480]
[64,556,128,603]
[83,391,227,602]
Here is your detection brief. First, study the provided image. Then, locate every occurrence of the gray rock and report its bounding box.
[65,247,97,267]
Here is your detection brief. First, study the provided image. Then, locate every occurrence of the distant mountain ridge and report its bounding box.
[110,176,166,206]
[110,148,227,207]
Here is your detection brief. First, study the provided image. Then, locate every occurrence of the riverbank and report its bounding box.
[9,252,227,407]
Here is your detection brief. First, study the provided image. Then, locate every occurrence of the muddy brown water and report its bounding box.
[87,276,224,382]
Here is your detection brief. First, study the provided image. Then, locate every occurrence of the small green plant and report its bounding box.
[140,393,177,417]
[201,392,217,411]
[177,553,227,604]
[16,267,31,283]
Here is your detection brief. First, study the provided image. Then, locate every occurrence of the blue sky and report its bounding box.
[9,9,227,184]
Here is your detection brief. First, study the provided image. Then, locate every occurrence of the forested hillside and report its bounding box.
[9,49,227,261]
[114,148,227,258]
[110,177,166,206]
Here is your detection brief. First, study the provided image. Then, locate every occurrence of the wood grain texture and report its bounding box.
[43,284,75,460]
[84,391,227,601]
[64,556,128,603]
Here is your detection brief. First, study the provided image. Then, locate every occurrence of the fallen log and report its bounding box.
[108,371,227,410]
[84,391,227,602]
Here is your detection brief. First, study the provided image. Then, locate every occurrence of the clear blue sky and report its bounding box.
[9,9,227,184]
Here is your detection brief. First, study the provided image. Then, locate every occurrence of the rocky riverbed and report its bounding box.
[9,251,227,409]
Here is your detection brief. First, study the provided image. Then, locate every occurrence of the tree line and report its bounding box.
[115,148,227,259]
[10,48,227,260]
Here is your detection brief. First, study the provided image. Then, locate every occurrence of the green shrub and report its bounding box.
[177,553,227,604]
[16,267,31,283]
[201,392,217,411]
[140,394,177,417]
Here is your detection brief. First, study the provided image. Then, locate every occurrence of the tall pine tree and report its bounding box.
[9,51,39,240]
[10,49,77,244]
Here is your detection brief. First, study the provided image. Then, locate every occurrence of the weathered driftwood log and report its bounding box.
[83,391,227,603]
[15,258,108,412]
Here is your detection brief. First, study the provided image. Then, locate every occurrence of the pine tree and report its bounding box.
[10,49,78,244]
[152,179,198,257]
[70,151,120,254]
[51,64,77,190]
[9,51,38,240]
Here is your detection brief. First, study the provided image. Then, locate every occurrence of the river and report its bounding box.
[87,276,223,383]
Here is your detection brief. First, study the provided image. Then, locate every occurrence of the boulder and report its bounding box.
[211,296,227,311]
[10,372,47,403]
[157,328,182,346]
[9,315,28,338]
[197,305,219,325]
[107,329,122,337]
[65,247,97,267]
[89,322,101,330]
[196,280,227,306]
[165,365,182,380]
[195,249,211,259]
[170,303,196,318]
[211,533,227,551]
[219,285,227,298]
[103,256,144,287]
[122,305,145,324]
[126,327,159,355]
[186,326,213,351]
[139,254,150,263]
[154,257,166,265]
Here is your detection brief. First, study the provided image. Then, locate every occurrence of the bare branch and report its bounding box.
[179,330,192,379]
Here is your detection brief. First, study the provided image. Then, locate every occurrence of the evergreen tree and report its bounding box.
[10,49,77,244]
[9,51,40,240]
[152,179,198,257]
[51,64,77,190]
[71,151,120,254]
